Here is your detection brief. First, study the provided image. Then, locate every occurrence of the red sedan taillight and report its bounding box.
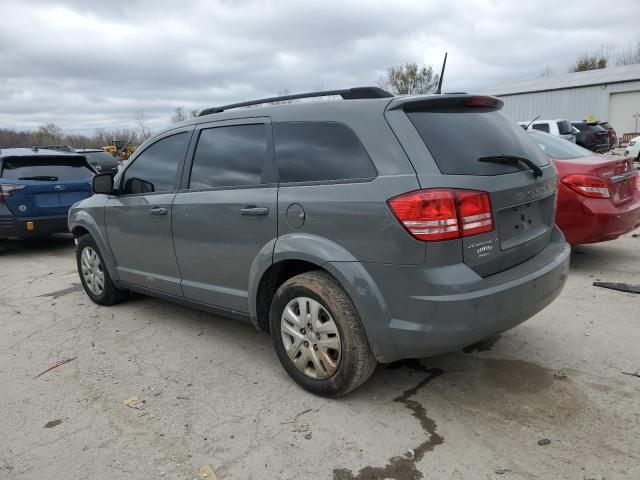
[387,189,493,241]
[561,175,610,198]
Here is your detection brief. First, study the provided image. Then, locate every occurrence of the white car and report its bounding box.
[518,119,576,143]
[624,136,640,162]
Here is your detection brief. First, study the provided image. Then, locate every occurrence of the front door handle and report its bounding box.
[240,206,269,216]
[150,206,168,216]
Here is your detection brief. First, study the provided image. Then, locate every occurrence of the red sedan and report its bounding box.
[529,131,640,245]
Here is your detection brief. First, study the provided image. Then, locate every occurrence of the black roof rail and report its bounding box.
[198,86,393,116]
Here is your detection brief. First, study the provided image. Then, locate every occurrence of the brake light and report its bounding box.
[463,96,502,108]
[561,175,610,198]
[387,189,493,241]
[0,183,26,201]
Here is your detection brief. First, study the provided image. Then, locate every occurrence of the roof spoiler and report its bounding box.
[387,94,504,111]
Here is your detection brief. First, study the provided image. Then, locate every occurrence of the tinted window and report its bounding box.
[532,123,550,133]
[122,132,189,194]
[556,120,573,135]
[273,122,377,183]
[529,131,592,159]
[407,109,550,176]
[189,124,267,189]
[1,156,94,181]
[83,151,118,166]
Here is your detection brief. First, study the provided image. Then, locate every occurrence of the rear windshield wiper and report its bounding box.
[18,176,59,181]
[478,155,543,178]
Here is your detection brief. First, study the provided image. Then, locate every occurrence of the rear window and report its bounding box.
[82,151,118,165]
[573,123,606,133]
[1,156,94,181]
[529,131,592,159]
[273,122,377,183]
[556,120,573,135]
[531,123,550,133]
[407,109,550,176]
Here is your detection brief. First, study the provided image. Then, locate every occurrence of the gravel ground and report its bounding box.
[0,230,639,480]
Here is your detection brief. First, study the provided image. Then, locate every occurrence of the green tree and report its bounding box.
[571,47,609,72]
[379,63,440,95]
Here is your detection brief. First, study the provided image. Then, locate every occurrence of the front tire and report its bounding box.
[76,234,127,306]
[269,271,377,397]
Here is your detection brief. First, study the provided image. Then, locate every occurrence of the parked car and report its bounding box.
[75,148,120,175]
[1,148,95,239]
[69,88,570,396]
[598,121,618,149]
[624,136,640,162]
[529,131,640,245]
[571,121,610,153]
[518,119,576,142]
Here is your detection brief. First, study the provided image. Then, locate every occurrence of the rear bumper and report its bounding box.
[0,213,70,239]
[557,191,640,245]
[357,228,571,362]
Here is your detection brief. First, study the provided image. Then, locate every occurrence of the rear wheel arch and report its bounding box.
[254,259,326,332]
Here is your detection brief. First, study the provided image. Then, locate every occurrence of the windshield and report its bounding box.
[1,156,94,180]
[529,131,593,159]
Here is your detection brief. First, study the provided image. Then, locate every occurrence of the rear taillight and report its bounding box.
[561,175,610,198]
[387,189,493,241]
[0,184,26,201]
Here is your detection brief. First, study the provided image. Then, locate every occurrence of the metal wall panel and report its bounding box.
[496,81,640,129]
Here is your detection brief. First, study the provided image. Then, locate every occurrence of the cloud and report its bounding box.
[1,0,639,134]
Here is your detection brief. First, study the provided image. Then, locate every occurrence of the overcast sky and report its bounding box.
[1,0,639,135]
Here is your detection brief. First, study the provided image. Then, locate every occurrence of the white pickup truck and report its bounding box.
[518,119,576,143]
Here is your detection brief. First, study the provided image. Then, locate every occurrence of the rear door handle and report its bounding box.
[150,207,168,216]
[240,206,269,216]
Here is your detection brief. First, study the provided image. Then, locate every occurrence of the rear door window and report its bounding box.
[531,123,550,133]
[1,156,94,180]
[407,109,549,176]
[273,122,377,183]
[188,124,268,189]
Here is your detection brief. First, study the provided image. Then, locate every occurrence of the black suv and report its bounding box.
[75,149,120,175]
[571,121,610,153]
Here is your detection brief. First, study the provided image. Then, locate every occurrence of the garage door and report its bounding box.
[609,91,640,136]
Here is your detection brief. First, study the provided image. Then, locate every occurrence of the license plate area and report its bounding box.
[498,194,554,250]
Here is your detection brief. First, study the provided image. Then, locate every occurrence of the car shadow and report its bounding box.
[570,238,638,271]
[0,233,75,256]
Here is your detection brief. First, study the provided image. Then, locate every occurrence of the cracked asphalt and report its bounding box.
[1,231,639,480]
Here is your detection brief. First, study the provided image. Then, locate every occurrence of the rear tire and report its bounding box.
[269,270,377,397]
[76,234,127,306]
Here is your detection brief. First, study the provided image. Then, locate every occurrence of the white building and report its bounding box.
[488,64,640,137]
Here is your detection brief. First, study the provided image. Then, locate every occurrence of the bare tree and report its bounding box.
[135,110,152,141]
[171,107,186,124]
[540,65,554,77]
[35,123,63,145]
[378,63,440,95]
[189,109,200,118]
[616,40,640,66]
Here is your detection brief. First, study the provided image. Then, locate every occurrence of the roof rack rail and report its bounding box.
[198,86,393,116]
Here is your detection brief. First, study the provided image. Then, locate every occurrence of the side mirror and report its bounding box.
[92,173,114,194]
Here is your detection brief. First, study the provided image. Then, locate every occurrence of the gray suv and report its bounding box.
[69,87,570,396]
